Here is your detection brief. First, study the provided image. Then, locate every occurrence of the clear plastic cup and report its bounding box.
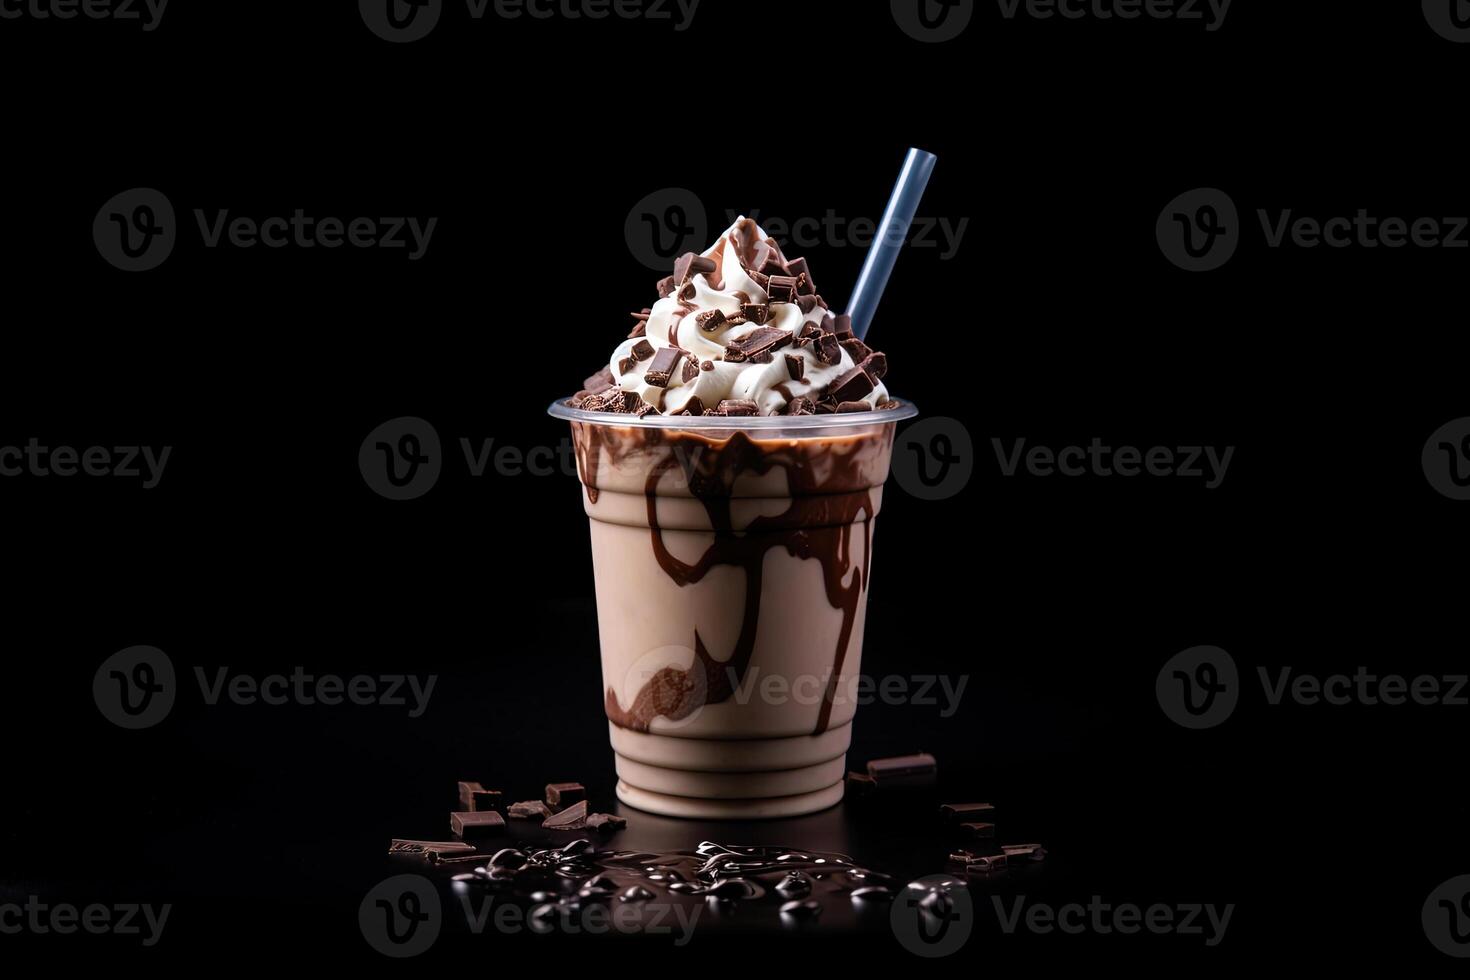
[548,398,918,819]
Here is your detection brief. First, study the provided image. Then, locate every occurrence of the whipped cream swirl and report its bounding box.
[597,218,891,416]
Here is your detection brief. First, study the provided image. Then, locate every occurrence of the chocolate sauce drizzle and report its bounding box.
[574,423,890,736]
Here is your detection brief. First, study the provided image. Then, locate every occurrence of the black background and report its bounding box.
[2,0,1468,968]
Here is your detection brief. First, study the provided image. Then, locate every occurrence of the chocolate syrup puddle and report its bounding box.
[445,839,892,934]
[585,425,884,735]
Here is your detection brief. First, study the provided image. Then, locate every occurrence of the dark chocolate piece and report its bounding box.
[833,314,854,339]
[682,358,701,383]
[701,360,714,372]
[451,811,506,837]
[741,303,772,325]
[724,326,793,363]
[860,352,888,380]
[785,257,815,295]
[618,356,636,375]
[507,800,553,822]
[586,813,627,833]
[819,314,836,335]
[967,854,1008,874]
[1001,844,1047,862]
[678,396,706,417]
[716,399,759,416]
[628,320,647,339]
[941,803,996,822]
[582,366,615,395]
[785,353,805,381]
[839,337,873,363]
[673,252,717,284]
[814,333,841,366]
[631,339,655,361]
[866,752,937,786]
[542,799,590,830]
[389,839,476,857]
[828,365,876,403]
[795,294,820,314]
[960,822,996,839]
[835,401,870,413]
[656,276,676,298]
[643,347,685,388]
[766,275,801,303]
[546,782,586,809]
[697,309,727,332]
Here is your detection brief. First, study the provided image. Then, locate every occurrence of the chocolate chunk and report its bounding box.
[631,339,655,361]
[633,403,660,418]
[828,365,876,403]
[724,326,793,363]
[835,401,870,413]
[586,813,627,834]
[389,839,476,857]
[618,356,636,375]
[716,399,759,416]
[966,854,1008,875]
[628,321,646,339]
[833,314,854,339]
[750,351,774,364]
[632,308,652,321]
[815,332,841,362]
[839,337,873,363]
[795,294,819,314]
[656,275,676,298]
[960,822,997,839]
[507,800,553,822]
[860,352,888,380]
[767,275,801,303]
[785,353,805,381]
[457,782,502,812]
[673,252,717,285]
[701,360,715,372]
[845,770,877,795]
[697,309,727,332]
[546,782,586,809]
[542,799,590,830]
[678,396,705,416]
[819,314,836,335]
[785,257,815,295]
[598,390,641,414]
[940,803,996,822]
[1001,844,1048,862]
[866,752,937,787]
[582,366,615,395]
[643,347,686,387]
[450,811,506,838]
[681,358,700,383]
[741,303,771,325]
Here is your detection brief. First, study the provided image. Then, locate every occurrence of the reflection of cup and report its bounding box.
[549,400,917,818]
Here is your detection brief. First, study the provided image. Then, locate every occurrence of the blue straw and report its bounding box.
[846,147,938,341]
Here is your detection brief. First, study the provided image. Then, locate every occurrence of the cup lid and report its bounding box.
[547,397,918,430]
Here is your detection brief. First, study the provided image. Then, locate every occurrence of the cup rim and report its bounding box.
[547,397,918,430]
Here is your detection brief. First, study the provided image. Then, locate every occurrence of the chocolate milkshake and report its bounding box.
[550,218,913,819]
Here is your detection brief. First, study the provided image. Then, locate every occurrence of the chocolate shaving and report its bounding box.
[724,326,793,363]
[673,252,717,285]
[643,347,686,387]
[716,399,759,416]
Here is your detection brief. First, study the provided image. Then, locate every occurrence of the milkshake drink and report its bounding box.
[550,218,912,819]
